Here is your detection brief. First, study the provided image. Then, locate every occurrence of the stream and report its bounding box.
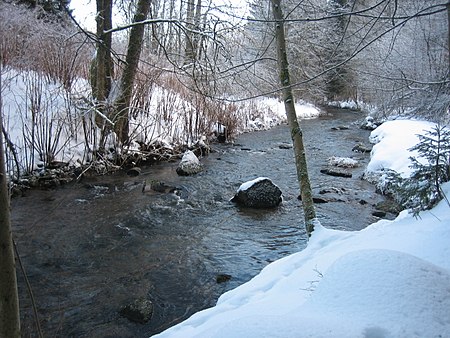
[12,108,389,337]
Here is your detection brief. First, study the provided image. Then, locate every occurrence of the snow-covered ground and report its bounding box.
[153,119,450,338]
[366,120,437,178]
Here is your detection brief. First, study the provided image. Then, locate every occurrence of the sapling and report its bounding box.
[388,125,450,216]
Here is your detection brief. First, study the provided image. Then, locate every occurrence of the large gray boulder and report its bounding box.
[231,177,282,208]
[176,150,203,176]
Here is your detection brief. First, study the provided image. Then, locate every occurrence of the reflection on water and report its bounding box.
[12,108,385,337]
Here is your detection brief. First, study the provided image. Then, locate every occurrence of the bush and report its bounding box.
[388,125,450,216]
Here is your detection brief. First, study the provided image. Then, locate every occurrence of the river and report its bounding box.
[12,108,388,337]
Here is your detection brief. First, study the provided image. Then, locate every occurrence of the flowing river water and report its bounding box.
[12,108,390,337]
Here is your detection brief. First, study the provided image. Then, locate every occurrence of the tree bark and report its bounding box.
[113,0,151,144]
[271,0,317,236]
[184,0,196,64]
[92,0,113,104]
[447,1,450,70]
[0,72,21,338]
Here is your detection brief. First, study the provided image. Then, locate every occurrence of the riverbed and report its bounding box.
[12,108,389,337]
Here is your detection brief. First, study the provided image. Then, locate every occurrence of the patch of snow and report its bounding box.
[237,177,270,192]
[328,156,359,168]
[179,150,200,166]
[362,115,380,130]
[295,100,322,119]
[366,119,437,180]
[329,99,359,110]
[241,98,321,132]
[2,68,91,174]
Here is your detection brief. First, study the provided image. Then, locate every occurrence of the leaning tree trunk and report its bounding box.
[0,73,21,338]
[271,0,317,236]
[114,0,151,144]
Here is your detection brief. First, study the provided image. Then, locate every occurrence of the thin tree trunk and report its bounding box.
[447,1,450,70]
[184,0,196,64]
[271,0,317,236]
[192,0,202,57]
[0,70,21,338]
[92,0,113,104]
[114,0,151,144]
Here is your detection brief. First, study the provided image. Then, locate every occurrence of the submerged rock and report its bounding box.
[127,167,141,177]
[120,298,154,324]
[372,210,387,218]
[231,177,282,208]
[320,167,353,178]
[331,125,350,131]
[216,274,232,283]
[375,199,402,216]
[278,143,293,149]
[352,143,372,153]
[142,180,177,193]
[298,195,343,204]
[176,151,203,176]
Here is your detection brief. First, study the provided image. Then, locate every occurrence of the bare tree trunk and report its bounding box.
[447,1,450,70]
[271,0,317,236]
[92,0,113,104]
[113,0,151,144]
[184,0,196,64]
[192,0,202,57]
[0,70,21,338]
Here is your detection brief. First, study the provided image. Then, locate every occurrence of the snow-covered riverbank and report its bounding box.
[1,68,320,182]
[153,119,450,338]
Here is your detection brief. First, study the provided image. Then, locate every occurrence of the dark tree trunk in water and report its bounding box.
[114,0,151,144]
[0,75,21,338]
[271,0,317,236]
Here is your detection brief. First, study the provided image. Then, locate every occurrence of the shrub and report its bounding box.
[388,125,450,216]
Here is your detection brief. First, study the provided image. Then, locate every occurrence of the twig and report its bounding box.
[2,124,21,180]
[76,161,94,181]
[13,240,44,338]
[440,186,450,208]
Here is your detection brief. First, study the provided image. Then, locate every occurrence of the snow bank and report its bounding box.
[236,177,270,192]
[366,119,436,178]
[295,100,322,119]
[2,68,90,174]
[242,98,321,132]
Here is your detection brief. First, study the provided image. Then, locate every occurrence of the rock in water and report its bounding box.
[320,167,353,178]
[231,177,282,208]
[216,274,232,283]
[352,143,372,153]
[127,167,141,177]
[176,150,203,176]
[120,298,154,324]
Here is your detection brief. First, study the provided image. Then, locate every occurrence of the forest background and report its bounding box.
[1,0,448,181]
